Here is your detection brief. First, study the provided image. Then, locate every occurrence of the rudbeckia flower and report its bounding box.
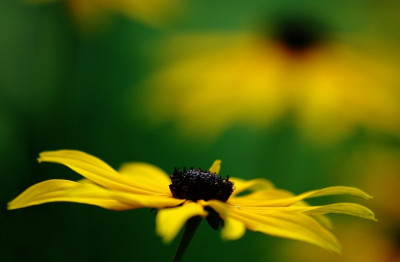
[9,150,376,256]
[140,16,400,143]
[26,0,182,28]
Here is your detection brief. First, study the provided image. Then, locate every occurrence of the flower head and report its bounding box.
[8,150,376,254]
[140,22,400,143]
[169,165,234,201]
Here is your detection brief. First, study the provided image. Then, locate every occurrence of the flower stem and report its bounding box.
[172,216,202,262]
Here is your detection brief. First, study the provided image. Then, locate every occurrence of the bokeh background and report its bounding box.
[1,0,400,261]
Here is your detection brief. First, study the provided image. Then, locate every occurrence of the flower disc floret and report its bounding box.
[169,168,234,202]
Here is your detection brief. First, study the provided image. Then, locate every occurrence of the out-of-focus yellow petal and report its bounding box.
[156,202,208,243]
[229,177,275,196]
[38,150,163,195]
[118,162,171,195]
[290,203,377,221]
[208,160,221,174]
[8,179,131,210]
[231,186,372,207]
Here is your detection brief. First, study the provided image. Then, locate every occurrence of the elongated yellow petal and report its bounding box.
[307,186,373,199]
[208,160,221,174]
[231,194,334,229]
[111,191,184,209]
[232,195,335,229]
[8,179,132,210]
[156,202,208,243]
[313,214,333,229]
[231,186,372,207]
[290,203,377,221]
[230,188,292,202]
[229,203,375,222]
[237,209,341,254]
[229,177,274,196]
[39,150,161,194]
[205,200,341,254]
[118,162,171,195]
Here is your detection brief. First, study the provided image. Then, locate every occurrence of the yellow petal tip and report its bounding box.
[6,202,14,210]
[209,160,222,174]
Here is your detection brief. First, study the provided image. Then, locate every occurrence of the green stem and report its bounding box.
[172,216,202,262]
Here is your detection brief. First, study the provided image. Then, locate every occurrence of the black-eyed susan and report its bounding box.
[140,16,400,144]
[26,0,182,28]
[8,150,376,260]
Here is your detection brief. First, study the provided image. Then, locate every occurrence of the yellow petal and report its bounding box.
[231,186,372,207]
[118,162,171,195]
[156,202,208,243]
[38,150,161,194]
[228,188,293,207]
[200,200,246,240]
[221,216,246,240]
[110,191,184,209]
[313,214,333,229]
[205,200,341,253]
[293,200,333,229]
[307,186,373,199]
[229,177,275,196]
[231,194,334,229]
[208,160,221,174]
[234,207,341,253]
[8,179,132,211]
[291,203,377,221]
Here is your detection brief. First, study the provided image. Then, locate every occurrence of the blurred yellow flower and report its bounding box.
[26,0,182,28]
[142,21,400,143]
[9,150,376,254]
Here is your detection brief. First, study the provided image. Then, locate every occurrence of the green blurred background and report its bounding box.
[1,0,400,261]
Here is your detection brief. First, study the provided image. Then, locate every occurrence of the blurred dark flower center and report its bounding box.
[169,168,234,202]
[273,16,325,52]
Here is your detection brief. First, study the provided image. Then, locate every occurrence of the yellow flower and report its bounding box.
[141,29,400,144]
[8,150,376,254]
[26,0,182,28]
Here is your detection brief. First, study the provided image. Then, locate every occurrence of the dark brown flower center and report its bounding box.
[169,168,234,202]
[273,15,326,52]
